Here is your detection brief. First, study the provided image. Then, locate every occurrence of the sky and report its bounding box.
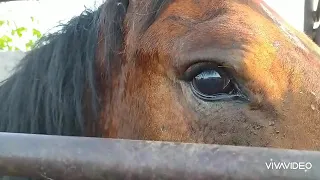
[0,0,316,51]
[0,0,105,51]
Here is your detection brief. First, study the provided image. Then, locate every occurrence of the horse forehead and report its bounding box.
[158,0,261,13]
[158,0,292,24]
[257,1,308,51]
[138,0,309,51]
[138,0,268,46]
[149,0,271,29]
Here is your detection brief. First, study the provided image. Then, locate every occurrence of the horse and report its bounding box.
[0,0,320,177]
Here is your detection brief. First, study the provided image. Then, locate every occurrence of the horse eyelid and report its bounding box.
[181,61,220,81]
[182,61,235,82]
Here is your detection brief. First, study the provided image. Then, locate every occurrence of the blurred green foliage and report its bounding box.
[0,16,42,51]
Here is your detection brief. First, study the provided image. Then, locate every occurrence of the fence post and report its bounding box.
[304,0,315,39]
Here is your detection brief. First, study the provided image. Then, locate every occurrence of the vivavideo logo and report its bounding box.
[265,159,312,171]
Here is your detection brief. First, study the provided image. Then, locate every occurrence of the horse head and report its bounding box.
[99,0,320,150]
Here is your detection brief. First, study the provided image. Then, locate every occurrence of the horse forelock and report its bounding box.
[97,0,175,136]
[0,4,102,136]
[0,8,105,135]
[0,0,172,138]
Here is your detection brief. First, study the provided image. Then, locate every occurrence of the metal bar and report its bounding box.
[314,26,320,45]
[304,0,315,38]
[0,132,320,180]
[315,0,320,22]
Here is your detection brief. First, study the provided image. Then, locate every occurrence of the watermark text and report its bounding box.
[265,159,312,171]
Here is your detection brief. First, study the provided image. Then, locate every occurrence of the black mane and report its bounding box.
[0,0,129,136]
[0,0,171,137]
[0,0,172,179]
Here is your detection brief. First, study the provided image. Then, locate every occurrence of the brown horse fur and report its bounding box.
[0,0,319,156]
[99,0,320,150]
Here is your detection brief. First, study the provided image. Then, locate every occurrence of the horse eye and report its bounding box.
[190,69,244,101]
[192,69,233,95]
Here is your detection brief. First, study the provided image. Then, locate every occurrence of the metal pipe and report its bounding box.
[315,0,320,22]
[0,132,320,180]
[314,26,320,45]
[304,0,315,38]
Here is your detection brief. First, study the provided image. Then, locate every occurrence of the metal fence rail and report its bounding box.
[0,132,320,180]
